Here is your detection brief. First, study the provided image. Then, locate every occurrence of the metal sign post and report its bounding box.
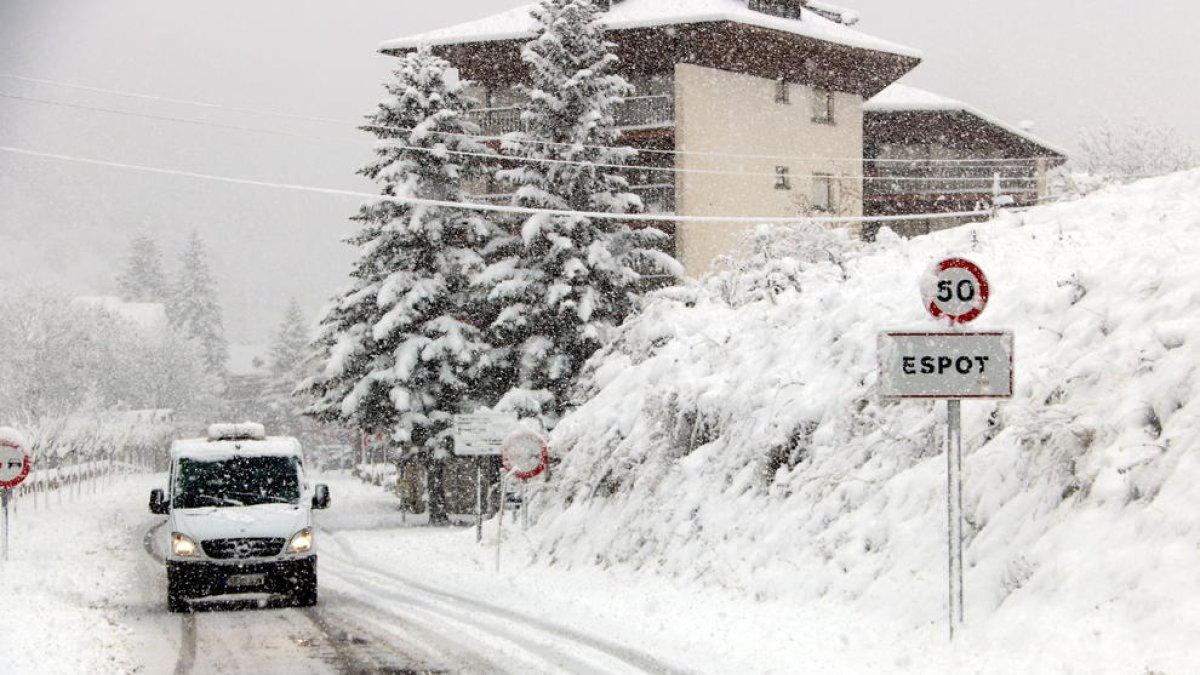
[1,487,9,561]
[475,457,484,543]
[946,399,964,637]
[0,429,32,562]
[879,259,1012,641]
[451,412,518,545]
[496,469,506,573]
[501,429,548,536]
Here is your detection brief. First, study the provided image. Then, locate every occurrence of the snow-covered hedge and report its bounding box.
[0,294,210,463]
[535,171,1200,632]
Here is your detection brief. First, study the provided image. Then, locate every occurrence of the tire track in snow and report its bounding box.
[143,519,198,675]
[319,528,688,675]
[174,615,197,675]
[144,520,438,674]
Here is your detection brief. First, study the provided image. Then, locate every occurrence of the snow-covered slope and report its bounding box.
[537,170,1200,668]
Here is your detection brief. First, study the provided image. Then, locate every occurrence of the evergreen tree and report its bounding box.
[490,0,678,427]
[261,298,310,436]
[303,47,500,525]
[169,231,229,375]
[116,234,167,302]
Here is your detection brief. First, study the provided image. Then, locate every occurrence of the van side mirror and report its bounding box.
[312,484,330,510]
[149,489,169,514]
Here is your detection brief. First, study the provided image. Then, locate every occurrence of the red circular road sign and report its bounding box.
[0,439,31,489]
[501,430,549,480]
[922,258,990,323]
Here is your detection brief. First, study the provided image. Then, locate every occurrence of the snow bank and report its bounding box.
[535,170,1200,669]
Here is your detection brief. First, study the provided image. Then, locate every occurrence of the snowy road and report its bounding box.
[139,488,678,675]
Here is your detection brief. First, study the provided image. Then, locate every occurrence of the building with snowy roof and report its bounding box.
[862,83,1068,238]
[71,296,168,333]
[381,0,921,275]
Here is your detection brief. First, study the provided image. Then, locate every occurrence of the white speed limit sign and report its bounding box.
[501,430,548,480]
[922,258,989,323]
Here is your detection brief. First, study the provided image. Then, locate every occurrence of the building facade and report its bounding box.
[862,83,1068,238]
[380,0,921,275]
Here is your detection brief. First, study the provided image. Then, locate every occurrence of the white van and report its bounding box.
[149,423,330,612]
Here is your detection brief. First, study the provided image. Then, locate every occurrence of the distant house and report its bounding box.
[862,83,1068,238]
[71,296,168,333]
[380,0,921,275]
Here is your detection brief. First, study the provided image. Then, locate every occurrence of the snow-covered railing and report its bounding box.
[466,106,522,135]
[470,182,674,213]
[864,159,1040,198]
[614,95,674,130]
[6,450,158,512]
[466,95,675,135]
[630,183,675,212]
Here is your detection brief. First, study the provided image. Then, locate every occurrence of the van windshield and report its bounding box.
[174,455,301,508]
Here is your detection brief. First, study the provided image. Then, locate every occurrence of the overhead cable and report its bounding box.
[0,92,1043,185]
[1,72,1061,165]
[0,144,1030,225]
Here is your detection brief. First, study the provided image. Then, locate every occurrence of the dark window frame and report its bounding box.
[812,88,835,124]
[775,166,792,190]
[775,78,789,104]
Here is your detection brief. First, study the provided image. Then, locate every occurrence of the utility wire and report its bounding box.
[1,72,1060,165]
[0,144,1028,225]
[0,73,348,124]
[0,92,336,141]
[0,91,1043,185]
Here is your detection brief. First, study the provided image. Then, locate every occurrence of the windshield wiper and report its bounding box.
[223,490,295,505]
[188,493,243,507]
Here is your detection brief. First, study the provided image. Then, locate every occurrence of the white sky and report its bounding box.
[1,0,1196,353]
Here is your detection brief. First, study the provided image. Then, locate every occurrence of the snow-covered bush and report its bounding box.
[0,292,216,459]
[533,170,1200,635]
[1069,120,1198,194]
[708,221,858,307]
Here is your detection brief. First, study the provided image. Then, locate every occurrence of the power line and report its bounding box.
[1,91,1044,184]
[0,73,348,124]
[0,92,336,141]
[0,144,1026,225]
[376,140,1044,184]
[1,72,1060,166]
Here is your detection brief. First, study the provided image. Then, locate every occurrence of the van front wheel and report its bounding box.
[167,570,190,613]
[293,559,317,607]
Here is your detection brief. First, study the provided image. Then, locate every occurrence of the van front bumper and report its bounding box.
[167,555,315,599]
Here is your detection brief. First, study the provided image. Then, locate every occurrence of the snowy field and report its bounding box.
[1,172,1198,674]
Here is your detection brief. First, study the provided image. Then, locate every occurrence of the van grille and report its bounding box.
[202,537,286,559]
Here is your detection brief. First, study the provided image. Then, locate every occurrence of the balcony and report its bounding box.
[864,160,1040,207]
[466,95,675,135]
[469,183,675,214]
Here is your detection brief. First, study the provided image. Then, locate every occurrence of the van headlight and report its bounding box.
[286,527,313,554]
[172,532,201,557]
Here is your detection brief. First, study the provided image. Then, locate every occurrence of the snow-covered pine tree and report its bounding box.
[490,0,679,428]
[302,47,500,525]
[116,234,168,302]
[168,231,229,376]
[261,298,310,436]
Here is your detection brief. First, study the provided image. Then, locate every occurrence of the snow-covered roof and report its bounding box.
[380,0,921,60]
[865,83,1067,157]
[170,436,302,461]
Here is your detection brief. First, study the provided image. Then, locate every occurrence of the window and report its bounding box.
[812,88,835,124]
[775,166,791,190]
[775,79,789,104]
[812,174,833,211]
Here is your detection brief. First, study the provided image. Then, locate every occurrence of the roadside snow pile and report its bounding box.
[536,170,1200,660]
